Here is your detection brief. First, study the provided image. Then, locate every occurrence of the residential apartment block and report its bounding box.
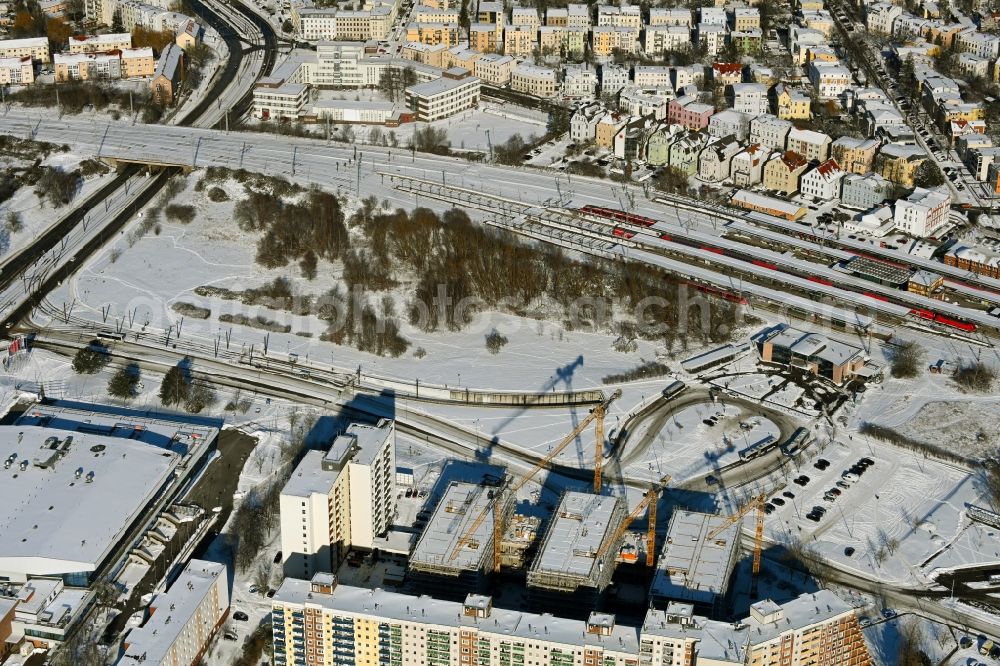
[763,151,809,195]
[0,56,34,85]
[118,560,229,666]
[0,37,50,63]
[893,186,951,237]
[786,127,831,162]
[270,575,871,666]
[831,136,879,174]
[279,420,397,579]
[67,32,131,53]
[511,62,558,97]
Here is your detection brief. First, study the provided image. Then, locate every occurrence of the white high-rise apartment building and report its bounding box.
[279,419,396,578]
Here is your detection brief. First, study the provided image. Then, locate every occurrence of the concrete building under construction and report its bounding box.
[499,513,542,570]
[526,492,626,616]
[649,509,741,617]
[408,481,513,599]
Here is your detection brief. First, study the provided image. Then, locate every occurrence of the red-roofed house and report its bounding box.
[763,151,809,194]
[800,158,845,200]
[712,62,743,87]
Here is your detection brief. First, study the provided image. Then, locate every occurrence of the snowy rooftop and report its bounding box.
[0,424,181,579]
[529,492,623,581]
[119,560,228,666]
[650,510,740,606]
[764,326,864,367]
[410,482,497,572]
[744,590,853,644]
[282,450,338,498]
[0,37,48,48]
[324,420,393,469]
[272,579,642,654]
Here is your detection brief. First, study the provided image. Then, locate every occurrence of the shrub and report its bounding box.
[485,329,508,355]
[888,339,923,379]
[207,186,229,202]
[164,204,196,224]
[952,360,995,392]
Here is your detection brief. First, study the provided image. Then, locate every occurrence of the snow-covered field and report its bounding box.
[0,152,114,257]
[40,169,693,395]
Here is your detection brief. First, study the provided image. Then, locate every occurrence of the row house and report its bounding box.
[865,1,902,34]
[698,134,742,181]
[644,25,691,55]
[729,82,769,117]
[600,63,629,95]
[591,26,640,56]
[474,53,514,86]
[763,150,809,194]
[669,131,713,174]
[773,83,811,119]
[511,62,559,97]
[730,143,771,186]
[749,114,792,152]
[808,60,852,99]
[596,3,642,30]
[697,23,726,56]
[667,95,714,130]
[831,136,879,174]
[800,158,845,200]
[649,8,693,27]
[840,172,893,209]
[711,61,743,87]
[786,126,831,162]
[502,24,535,56]
[562,64,598,97]
[876,143,926,186]
[539,26,587,57]
[708,108,749,141]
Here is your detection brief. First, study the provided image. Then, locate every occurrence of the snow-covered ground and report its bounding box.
[40,169,696,395]
[0,152,115,258]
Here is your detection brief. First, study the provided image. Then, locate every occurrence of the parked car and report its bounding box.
[782,490,795,499]
[233,611,250,622]
[771,497,785,506]
[844,546,855,556]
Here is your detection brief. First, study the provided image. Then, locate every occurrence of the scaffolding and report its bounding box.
[527,491,626,607]
[408,482,514,597]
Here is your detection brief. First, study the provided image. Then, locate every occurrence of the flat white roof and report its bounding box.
[410,482,496,572]
[119,560,228,665]
[0,425,180,578]
[326,420,392,468]
[273,579,642,654]
[0,37,49,48]
[650,510,739,606]
[529,492,623,580]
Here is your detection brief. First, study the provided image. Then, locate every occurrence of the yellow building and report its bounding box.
[121,46,155,78]
[405,22,461,47]
[831,136,879,174]
[875,145,926,186]
[502,24,536,56]
[595,114,625,148]
[774,83,811,119]
[763,151,809,195]
[590,25,638,56]
[470,22,500,53]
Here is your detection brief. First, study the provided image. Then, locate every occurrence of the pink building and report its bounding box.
[667,95,715,130]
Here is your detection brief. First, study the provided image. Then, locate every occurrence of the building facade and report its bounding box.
[279,420,397,579]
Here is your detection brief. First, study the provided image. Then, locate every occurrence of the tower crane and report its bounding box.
[706,493,767,597]
[594,478,669,568]
[449,390,622,573]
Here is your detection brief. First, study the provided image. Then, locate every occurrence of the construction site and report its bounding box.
[649,509,743,617]
[407,480,514,599]
[526,491,627,614]
[403,388,682,615]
